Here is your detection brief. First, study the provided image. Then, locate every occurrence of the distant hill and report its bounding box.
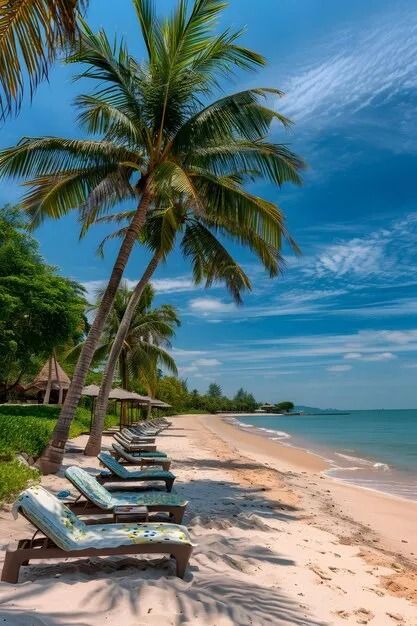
[294,405,346,414]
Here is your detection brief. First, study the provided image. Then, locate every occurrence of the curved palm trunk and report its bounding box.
[37,190,152,474]
[84,250,161,456]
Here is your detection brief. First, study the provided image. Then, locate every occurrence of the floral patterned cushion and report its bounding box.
[76,523,192,549]
[13,486,90,551]
[98,453,175,480]
[65,466,187,509]
[109,491,188,507]
[65,466,114,510]
[13,487,193,551]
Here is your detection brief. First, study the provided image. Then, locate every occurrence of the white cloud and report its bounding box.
[362,352,397,362]
[82,275,199,303]
[304,213,417,284]
[326,365,352,372]
[193,358,221,367]
[178,365,198,375]
[189,297,236,315]
[343,351,396,362]
[281,4,417,135]
[81,280,105,304]
[151,277,196,293]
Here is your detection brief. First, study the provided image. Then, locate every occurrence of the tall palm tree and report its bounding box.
[0,0,304,472]
[0,0,86,117]
[85,191,283,454]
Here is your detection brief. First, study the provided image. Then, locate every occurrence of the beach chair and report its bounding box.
[129,425,161,436]
[120,428,156,443]
[113,432,157,452]
[111,443,171,470]
[1,486,194,583]
[112,442,167,459]
[98,453,176,492]
[65,466,187,523]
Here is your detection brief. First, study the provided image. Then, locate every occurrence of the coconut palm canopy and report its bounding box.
[0,0,87,117]
[0,0,304,473]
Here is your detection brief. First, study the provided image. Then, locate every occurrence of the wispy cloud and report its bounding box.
[304,212,417,283]
[188,297,236,315]
[281,3,417,142]
[82,275,199,303]
[151,277,196,293]
[327,365,352,372]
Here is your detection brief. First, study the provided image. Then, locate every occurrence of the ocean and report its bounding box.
[234,410,417,501]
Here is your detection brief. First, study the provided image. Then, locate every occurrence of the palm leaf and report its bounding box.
[0,0,87,117]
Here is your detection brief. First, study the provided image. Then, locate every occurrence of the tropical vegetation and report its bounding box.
[0,404,118,503]
[0,0,85,117]
[0,205,86,402]
[0,0,304,474]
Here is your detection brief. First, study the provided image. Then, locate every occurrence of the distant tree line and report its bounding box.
[155,377,294,415]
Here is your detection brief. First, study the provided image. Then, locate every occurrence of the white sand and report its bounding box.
[0,414,416,625]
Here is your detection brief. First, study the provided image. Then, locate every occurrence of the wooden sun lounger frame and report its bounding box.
[2,536,192,583]
[1,512,192,583]
[68,496,186,524]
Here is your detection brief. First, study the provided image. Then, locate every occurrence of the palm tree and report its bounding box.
[92,281,179,391]
[0,0,304,472]
[85,190,283,455]
[0,0,86,117]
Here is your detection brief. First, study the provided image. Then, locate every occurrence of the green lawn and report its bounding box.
[0,405,119,505]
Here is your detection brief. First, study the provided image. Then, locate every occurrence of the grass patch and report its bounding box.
[0,460,40,505]
[0,406,119,505]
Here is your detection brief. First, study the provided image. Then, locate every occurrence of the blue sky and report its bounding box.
[2,0,417,409]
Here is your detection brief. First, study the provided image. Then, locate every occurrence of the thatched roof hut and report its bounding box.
[26,359,71,392]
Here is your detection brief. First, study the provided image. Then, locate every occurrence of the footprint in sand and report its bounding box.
[354,607,374,624]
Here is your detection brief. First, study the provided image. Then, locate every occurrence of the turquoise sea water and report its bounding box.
[235,410,417,500]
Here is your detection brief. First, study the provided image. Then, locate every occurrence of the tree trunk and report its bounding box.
[120,351,129,390]
[84,250,161,456]
[54,351,63,404]
[43,356,53,405]
[37,189,152,474]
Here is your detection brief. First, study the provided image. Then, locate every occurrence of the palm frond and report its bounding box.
[0,0,86,117]
[181,219,251,303]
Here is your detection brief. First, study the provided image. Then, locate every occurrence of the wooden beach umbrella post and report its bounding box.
[81,385,100,432]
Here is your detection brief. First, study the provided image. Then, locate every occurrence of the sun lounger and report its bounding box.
[113,432,157,452]
[120,428,156,443]
[111,443,171,470]
[129,425,161,436]
[1,486,194,583]
[112,442,167,459]
[65,466,187,523]
[98,453,176,492]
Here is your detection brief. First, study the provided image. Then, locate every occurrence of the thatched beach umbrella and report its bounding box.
[26,358,71,404]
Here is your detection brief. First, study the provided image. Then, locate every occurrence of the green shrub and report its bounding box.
[0,460,40,504]
[0,404,60,418]
[0,415,54,457]
[0,408,120,457]
[0,406,120,506]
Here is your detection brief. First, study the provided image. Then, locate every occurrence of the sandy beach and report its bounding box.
[1,414,417,625]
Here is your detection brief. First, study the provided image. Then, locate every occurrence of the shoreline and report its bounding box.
[208,413,417,562]
[224,413,417,505]
[1,415,417,624]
